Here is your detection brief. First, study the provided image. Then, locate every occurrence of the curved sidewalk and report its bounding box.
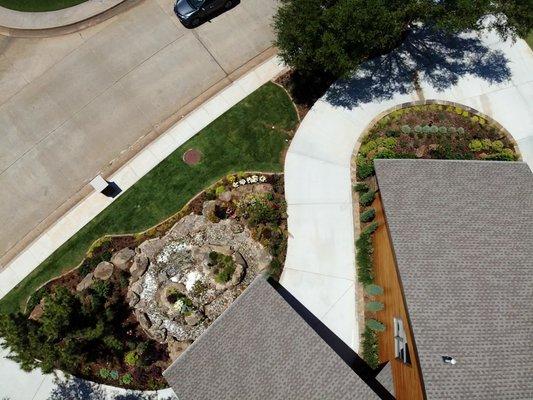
[280,32,533,352]
[0,0,129,34]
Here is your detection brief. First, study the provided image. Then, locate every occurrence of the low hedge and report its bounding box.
[360,208,375,223]
[361,325,379,369]
[359,190,376,207]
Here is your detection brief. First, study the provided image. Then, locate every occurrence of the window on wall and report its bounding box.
[394,317,411,364]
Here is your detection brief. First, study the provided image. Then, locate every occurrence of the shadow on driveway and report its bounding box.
[47,376,176,400]
[326,27,511,109]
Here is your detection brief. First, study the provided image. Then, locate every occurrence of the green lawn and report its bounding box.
[0,0,86,12]
[0,82,297,314]
[526,31,533,50]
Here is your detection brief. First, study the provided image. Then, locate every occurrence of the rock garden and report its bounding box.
[351,103,519,369]
[0,173,287,390]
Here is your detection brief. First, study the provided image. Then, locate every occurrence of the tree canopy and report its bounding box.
[274,0,532,77]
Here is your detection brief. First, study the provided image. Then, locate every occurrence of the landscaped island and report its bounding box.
[0,0,86,12]
[352,102,519,368]
[0,83,298,390]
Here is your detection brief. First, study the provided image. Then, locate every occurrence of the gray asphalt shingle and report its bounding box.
[164,276,380,400]
[375,159,533,399]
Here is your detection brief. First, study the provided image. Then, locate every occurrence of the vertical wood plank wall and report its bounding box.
[372,194,425,400]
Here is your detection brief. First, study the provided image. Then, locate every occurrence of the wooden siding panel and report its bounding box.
[372,194,425,400]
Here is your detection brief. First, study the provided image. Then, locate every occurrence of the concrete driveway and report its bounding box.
[0,0,278,266]
[281,29,533,352]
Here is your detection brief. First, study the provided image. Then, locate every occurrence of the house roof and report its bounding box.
[163,276,385,400]
[374,159,533,399]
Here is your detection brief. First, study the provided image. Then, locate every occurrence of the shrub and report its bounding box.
[214,254,237,284]
[430,125,439,134]
[486,149,516,161]
[109,370,119,380]
[353,183,369,193]
[491,140,504,152]
[365,301,385,312]
[438,126,448,134]
[359,190,376,207]
[122,373,133,385]
[362,221,378,236]
[361,326,379,369]
[359,140,377,157]
[238,194,280,226]
[91,280,111,298]
[360,208,376,223]
[448,127,457,134]
[422,125,431,134]
[462,111,469,117]
[356,157,375,179]
[103,335,124,352]
[356,234,373,285]
[457,127,465,134]
[99,368,110,379]
[384,130,399,137]
[481,138,492,151]
[269,258,283,277]
[374,148,396,159]
[401,125,411,134]
[364,284,384,296]
[414,125,422,133]
[366,318,386,332]
[215,185,226,197]
[226,174,236,184]
[124,350,139,367]
[469,139,483,152]
[455,107,463,114]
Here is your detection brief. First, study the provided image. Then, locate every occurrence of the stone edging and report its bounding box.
[350,99,522,352]
[0,0,139,37]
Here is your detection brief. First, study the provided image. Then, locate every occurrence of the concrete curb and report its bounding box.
[0,0,140,37]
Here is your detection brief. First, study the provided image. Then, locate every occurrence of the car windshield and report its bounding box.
[187,0,204,8]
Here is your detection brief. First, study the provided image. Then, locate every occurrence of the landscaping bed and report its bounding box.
[352,103,519,368]
[0,82,298,315]
[0,173,288,390]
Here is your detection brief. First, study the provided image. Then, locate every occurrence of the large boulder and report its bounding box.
[185,311,203,326]
[93,261,114,280]
[138,238,166,262]
[137,311,152,331]
[29,298,46,321]
[130,254,149,279]
[76,273,94,292]
[152,328,167,343]
[126,290,140,307]
[202,200,217,221]
[130,280,143,296]
[111,248,135,270]
[168,340,192,361]
[219,191,232,202]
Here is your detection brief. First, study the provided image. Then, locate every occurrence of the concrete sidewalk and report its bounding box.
[280,31,533,353]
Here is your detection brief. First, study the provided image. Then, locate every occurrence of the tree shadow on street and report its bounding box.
[47,377,177,400]
[326,27,511,109]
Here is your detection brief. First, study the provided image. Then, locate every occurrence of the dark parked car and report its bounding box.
[174,0,235,28]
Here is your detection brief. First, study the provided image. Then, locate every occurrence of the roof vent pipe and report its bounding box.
[442,356,457,365]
